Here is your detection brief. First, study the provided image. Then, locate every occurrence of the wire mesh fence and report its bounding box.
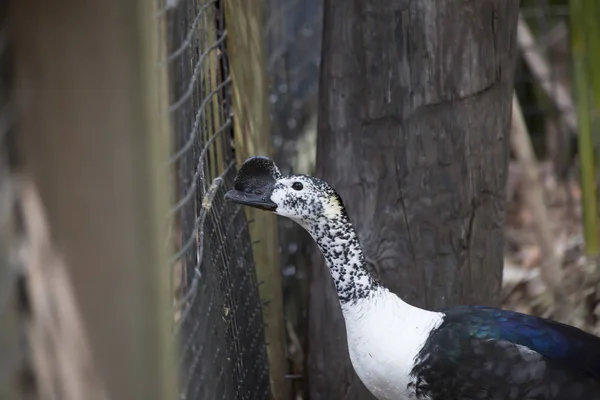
[161,1,270,399]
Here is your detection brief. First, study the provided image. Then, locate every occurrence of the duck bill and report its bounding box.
[224,156,281,212]
[224,188,277,212]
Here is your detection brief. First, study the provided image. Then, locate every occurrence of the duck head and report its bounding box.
[224,156,346,224]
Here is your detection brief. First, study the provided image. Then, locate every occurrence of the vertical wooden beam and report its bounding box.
[223,1,290,399]
[203,0,225,177]
[312,1,520,398]
[12,1,177,400]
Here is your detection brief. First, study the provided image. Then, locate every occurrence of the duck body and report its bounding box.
[225,156,600,400]
[345,290,600,400]
[412,305,600,400]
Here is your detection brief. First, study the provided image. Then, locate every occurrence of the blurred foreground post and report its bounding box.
[0,5,19,397]
[312,1,520,398]
[12,1,177,399]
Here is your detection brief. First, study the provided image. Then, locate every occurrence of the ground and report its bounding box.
[502,159,600,334]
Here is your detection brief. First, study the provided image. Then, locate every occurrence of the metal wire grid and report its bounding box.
[160,1,270,399]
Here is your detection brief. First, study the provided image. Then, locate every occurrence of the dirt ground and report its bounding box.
[502,160,600,334]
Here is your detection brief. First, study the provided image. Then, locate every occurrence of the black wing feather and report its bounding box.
[408,307,600,400]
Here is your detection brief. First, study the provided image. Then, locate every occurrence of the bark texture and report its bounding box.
[309,1,520,399]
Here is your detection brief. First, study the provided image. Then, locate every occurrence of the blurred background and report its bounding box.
[1,0,600,399]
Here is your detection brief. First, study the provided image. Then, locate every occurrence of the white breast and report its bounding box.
[340,289,443,400]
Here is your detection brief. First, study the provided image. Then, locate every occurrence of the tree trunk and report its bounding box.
[309,1,520,399]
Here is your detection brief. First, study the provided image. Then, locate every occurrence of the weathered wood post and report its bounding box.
[310,1,520,398]
[12,1,177,399]
[224,1,290,398]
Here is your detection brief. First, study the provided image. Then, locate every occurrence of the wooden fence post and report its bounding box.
[311,1,520,398]
[223,2,290,399]
[12,1,178,399]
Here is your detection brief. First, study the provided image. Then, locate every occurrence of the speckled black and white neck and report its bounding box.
[267,173,445,400]
[272,175,380,305]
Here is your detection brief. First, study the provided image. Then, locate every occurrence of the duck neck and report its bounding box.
[301,214,381,305]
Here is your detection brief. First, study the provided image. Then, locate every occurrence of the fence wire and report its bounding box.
[160,1,270,399]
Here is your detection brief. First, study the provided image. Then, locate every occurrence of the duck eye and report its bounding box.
[291,182,303,191]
